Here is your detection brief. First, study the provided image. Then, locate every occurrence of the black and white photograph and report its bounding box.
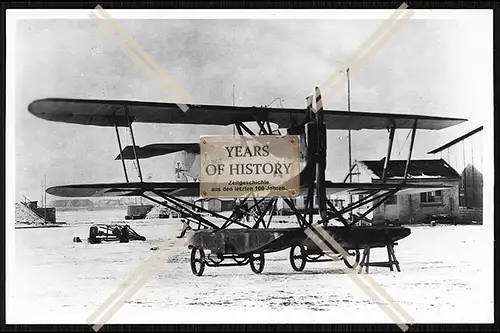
[6,7,494,326]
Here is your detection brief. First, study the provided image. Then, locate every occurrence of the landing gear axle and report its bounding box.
[189,248,266,276]
[288,245,360,271]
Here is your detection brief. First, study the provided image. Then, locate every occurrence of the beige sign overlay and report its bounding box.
[200,135,300,198]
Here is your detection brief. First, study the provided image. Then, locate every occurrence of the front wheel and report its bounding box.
[343,249,360,269]
[289,244,306,272]
[249,252,265,274]
[190,247,206,276]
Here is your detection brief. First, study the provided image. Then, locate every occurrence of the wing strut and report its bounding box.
[235,123,244,136]
[403,119,418,184]
[381,124,396,182]
[113,116,129,183]
[124,106,143,182]
[343,163,357,183]
[314,87,328,220]
[347,188,400,227]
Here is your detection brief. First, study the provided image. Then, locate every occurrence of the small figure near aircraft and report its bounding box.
[29,86,466,276]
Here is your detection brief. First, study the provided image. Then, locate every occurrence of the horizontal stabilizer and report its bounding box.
[46,182,200,198]
[29,98,467,130]
[115,143,199,160]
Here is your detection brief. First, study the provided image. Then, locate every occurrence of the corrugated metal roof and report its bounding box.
[358,159,460,180]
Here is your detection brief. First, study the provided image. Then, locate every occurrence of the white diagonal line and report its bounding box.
[309,224,415,321]
[304,228,411,330]
[86,5,199,328]
[85,3,417,330]
[86,253,155,324]
[89,5,193,112]
[319,3,414,101]
[86,236,181,330]
[302,5,416,329]
[91,249,166,331]
[306,223,415,329]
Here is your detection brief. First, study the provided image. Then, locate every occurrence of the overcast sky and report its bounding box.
[12,12,492,202]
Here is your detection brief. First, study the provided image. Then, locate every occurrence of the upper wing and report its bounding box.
[28,98,467,130]
[115,143,199,160]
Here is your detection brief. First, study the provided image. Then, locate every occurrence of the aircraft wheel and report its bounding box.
[290,244,306,272]
[343,249,360,269]
[190,247,206,276]
[249,252,265,274]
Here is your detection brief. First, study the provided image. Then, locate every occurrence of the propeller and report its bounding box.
[312,87,328,220]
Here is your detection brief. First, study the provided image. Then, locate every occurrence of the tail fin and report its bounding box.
[174,161,187,182]
[174,147,201,182]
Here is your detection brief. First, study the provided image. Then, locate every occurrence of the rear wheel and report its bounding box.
[290,244,306,272]
[190,247,206,276]
[249,252,265,274]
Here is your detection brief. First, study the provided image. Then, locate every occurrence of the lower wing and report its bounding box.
[46,181,450,198]
[324,181,451,196]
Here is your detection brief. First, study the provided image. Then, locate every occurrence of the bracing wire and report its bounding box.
[127,126,140,180]
[397,130,412,157]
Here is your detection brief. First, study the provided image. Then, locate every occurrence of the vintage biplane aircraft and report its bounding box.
[28,87,467,275]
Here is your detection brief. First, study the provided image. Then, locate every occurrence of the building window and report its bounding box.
[459,187,466,206]
[385,195,397,205]
[420,191,443,204]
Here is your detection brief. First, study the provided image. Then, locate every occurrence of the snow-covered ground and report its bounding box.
[7,209,494,325]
